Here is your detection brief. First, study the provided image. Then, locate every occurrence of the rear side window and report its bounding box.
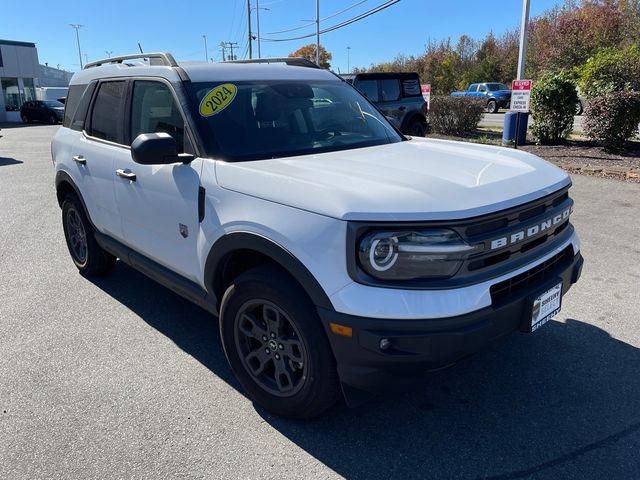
[89,81,126,144]
[63,84,86,128]
[70,82,97,131]
[380,79,401,102]
[356,80,379,102]
[129,80,185,152]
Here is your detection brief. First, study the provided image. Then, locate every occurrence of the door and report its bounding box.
[114,79,202,281]
[73,80,129,239]
[377,78,404,126]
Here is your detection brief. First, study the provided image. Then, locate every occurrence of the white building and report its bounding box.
[0,39,73,122]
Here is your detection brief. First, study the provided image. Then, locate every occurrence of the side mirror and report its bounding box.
[131,132,194,165]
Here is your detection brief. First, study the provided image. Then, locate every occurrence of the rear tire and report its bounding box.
[219,265,339,419]
[487,99,498,113]
[21,114,30,124]
[406,119,426,137]
[62,193,116,276]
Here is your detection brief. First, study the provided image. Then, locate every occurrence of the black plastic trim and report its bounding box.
[94,232,217,314]
[203,232,333,310]
[198,186,206,222]
[346,185,573,290]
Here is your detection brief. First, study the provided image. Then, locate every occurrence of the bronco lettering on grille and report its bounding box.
[490,207,572,251]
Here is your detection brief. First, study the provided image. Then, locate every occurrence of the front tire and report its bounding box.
[62,193,116,276]
[220,265,339,419]
[487,99,498,113]
[49,115,58,125]
[21,114,30,124]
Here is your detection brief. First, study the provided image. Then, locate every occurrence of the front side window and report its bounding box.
[487,83,509,91]
[355,80,379,102]
[380,79,401,102]
[129,81,185,152]
[188,80,402,162]
[89,81,126,143]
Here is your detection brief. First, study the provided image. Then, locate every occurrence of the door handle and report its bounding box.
[116,169,137,182]
[73,155,86,165]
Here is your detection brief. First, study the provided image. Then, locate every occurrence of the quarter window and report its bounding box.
[89,81,126,143]
[129,81,185,152]
[356,80,379,102]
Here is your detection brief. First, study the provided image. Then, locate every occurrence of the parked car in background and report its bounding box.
[20,100,65,124]
[451,83,512,113]
[57,97,67,105]
[342,72,427,136]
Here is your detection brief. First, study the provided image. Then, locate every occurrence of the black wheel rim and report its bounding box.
[66,208,87,264]
[410,123,424,136]
[234,300,309,397]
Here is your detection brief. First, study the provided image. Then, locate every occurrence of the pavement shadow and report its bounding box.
[0,157,23,167]
[88,262,640,479]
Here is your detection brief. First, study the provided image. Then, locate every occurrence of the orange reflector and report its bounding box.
[329,322,353,338]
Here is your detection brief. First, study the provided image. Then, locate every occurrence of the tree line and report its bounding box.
[355,0,640,94]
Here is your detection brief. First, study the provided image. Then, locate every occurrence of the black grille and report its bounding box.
[490,247,573,303]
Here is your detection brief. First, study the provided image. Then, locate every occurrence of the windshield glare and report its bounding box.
[189,80,403,161]
[487,83,508,91]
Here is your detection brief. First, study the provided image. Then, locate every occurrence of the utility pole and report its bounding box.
[247,0,252,59]
[316,0,320,65]
[517,0,530,80]
[226,42,239,61]
[220,42,226,61]
[84,53,88,65]
[69,24,84,69]
[346,46,351,72]
[203,35,209,62]
[105,50,113,58]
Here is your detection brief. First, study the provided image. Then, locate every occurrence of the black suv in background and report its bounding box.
[20,100,65,124]
[342,72,427,136]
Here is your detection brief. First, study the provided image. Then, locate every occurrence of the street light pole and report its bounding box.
[69,24,84,69]
[105,50,113,58]
[203,35,209,62]
[316,0,320,65]
[347,46,351,72]
[517,0,530,80]
[256,0,264,58]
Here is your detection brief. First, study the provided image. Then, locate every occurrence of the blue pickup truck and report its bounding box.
[451,82,512,113]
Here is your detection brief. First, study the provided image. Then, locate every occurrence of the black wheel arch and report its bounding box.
[55,171,96,228]
[204,232,334,312]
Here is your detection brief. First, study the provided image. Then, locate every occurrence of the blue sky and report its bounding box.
[2,0,561,73]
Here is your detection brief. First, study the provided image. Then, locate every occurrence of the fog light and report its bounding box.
[379,338,391,350]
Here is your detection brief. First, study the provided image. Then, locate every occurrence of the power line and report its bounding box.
[263,0,369,35]
[259,0,399,42]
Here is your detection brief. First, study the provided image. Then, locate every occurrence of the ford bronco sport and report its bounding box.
[52,53,583,419]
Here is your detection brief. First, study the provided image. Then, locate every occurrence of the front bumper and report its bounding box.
[318,250,583,396]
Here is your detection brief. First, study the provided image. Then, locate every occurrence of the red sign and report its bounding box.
[511,79,533,112]
[421,84,431,110]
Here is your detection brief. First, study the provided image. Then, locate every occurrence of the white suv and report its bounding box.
[52,53,584,418]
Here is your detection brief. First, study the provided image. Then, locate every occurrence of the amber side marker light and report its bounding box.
[329,322,353,338]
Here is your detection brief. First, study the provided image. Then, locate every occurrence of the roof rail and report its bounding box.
[84,52,178,69]
[223,57,320,69]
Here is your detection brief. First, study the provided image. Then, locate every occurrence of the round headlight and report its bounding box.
[369,237,398,271]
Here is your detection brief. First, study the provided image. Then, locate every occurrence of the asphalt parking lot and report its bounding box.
[1,124,639,480]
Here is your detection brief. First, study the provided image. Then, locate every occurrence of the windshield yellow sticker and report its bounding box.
[199,84,237,117]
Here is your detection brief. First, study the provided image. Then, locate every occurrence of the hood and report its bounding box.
[215,138,570,221]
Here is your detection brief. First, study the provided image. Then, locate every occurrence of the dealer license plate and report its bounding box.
[530,282,562,332]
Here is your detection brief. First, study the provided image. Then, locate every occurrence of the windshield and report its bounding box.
[188,80,403,161]
[487,83,509,91]
[44,100,65,107]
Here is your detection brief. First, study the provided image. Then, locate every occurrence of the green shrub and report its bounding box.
[530,74,579,144]
[583,91,640,152]
[427,96,484,135]
[577,45,640,98]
